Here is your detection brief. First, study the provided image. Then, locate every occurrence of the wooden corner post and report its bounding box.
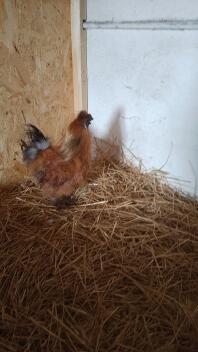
[71,0,87,113]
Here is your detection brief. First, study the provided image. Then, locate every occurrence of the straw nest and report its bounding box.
[0,157,198,352]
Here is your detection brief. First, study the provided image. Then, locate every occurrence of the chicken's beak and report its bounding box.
[86,114,93,127]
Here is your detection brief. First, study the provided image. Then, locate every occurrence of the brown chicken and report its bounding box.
[21,111,93,208]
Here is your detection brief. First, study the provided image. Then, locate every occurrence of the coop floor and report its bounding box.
[0,159,198,352]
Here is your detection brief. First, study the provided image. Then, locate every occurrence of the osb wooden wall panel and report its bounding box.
[0,0,74,184]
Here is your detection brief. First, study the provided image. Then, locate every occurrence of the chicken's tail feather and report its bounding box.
[21,124,50,162]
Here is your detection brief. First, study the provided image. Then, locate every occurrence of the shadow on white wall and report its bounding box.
[91,107,126,161]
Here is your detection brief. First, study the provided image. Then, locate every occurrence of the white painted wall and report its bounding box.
[87,0,198,196]
[87,0,198,21]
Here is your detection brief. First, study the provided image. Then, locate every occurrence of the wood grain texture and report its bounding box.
[0,0,74,184]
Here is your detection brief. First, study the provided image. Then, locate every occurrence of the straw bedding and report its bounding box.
[0,158,198,352]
